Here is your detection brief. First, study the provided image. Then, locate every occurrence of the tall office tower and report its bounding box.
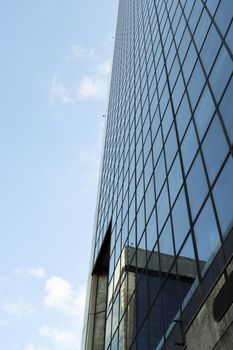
[82,0,233,349]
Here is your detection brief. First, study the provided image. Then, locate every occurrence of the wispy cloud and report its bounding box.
[3,301,36,318]
[44,276,86,320]
[28,267,46,279]
[23,343,50,350]
[96,58,112,75]
[77,58,111,101]
[48,39,112,105]
[66,44,98,61]
[77,74,107,101]
[48,75,75,104]
[39,325,79,349]
[13,267,46,279]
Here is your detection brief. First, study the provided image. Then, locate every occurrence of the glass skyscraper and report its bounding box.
[82,0,233,349]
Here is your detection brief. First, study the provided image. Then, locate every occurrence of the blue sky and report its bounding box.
[0,1,118,349]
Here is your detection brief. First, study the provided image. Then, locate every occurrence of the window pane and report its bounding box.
[162,102,173,140]
[209,45,232,103]
[159,217,174,256]
[214,0,233,35]
[194,9,211,50]
[137,201,145,241]
[168,154,183,205]
[219,77,233,143]
[194,199,221,270]
[213,156,233,236]
[172,73,185,112]
[157,183,169,233]
[146,209,157,251]
[145,176,155,222]
[172,189,190,252]
[194,85,215,140]
[202,116,228,183]
[155,151,166,197]
[200,24,221,74]
[176,93,191,140]
[181,121,198,173]
[165,125,177,170]
[187,153,208,219]
[177,235,198,307]
[188,62,205,110]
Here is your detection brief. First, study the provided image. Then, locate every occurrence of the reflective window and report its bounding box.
[178,29,191,64]
[145,176,155,222]
[146,209,157,251]
[181,120,198,173]
[202,116,228,183]
[157,183,169,233]
[162,102,173,140]
[200,24,221,74]
[159,218,174,262]
[144,151,153,189]
[206,0,219,16]
[111,328,119,350]
[105,313,112,349]
[226,21,233,53]
[209,45,232,102]
[136,174,144,209]
[194,9,211,50]
[194,85,215,140]
[187,153,208,219]
[155,151,166,196]
[213,156,233,236]
[162,277,180,335]
[183,44,197,83]
[214,0,233,35]
[219,77,233,143]
[172,72,185,112]
[165,125,178,170]
[137,201,145,241]
[176,93,191,140]
[188,62,205,110]
[153,127,163,165]
[112,293,119,333]
[172,189,190,252]
[168,154,182,205]
[194,198,221,268]
[177,234,198,305]
[189,0,203,34]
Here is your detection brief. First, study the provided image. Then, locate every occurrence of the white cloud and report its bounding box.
[44,276,86,320]
[77,74,108,101]
[23,343,50,350]
[28,267,46,279]
[39,325,79,349]
[48,75,75,105]
[3,301,36,318]
[13,267,46,279]
[48,56,112,104]
[13,268,24,276]
[76,58,112,101]
[67,44,98,61]
[96,58,112,75]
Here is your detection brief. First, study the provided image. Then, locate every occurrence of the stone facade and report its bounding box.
[185,259,233,350]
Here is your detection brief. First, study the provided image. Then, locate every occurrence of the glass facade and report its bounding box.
[83,0,233,349]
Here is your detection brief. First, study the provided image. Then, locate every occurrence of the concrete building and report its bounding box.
[82,0,233,349]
